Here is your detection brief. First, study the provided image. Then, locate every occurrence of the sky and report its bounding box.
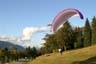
[0,0,96,48]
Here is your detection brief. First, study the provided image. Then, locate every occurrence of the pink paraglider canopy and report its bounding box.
[51,8,84,32]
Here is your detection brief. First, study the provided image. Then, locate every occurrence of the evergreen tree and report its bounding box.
[24,46,38,59]
[74,27,83,48]
[11,47,19,61]
[39,46,47,55]
[92,16,96,44]
[31,47,38,58]
[25,47,32,59]
[44,34,58,53]
[0,48,9,62]
[84,18,91,47]
[56,21,74,50]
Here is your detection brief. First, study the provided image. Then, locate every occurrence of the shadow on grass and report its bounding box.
[72,56,96,64]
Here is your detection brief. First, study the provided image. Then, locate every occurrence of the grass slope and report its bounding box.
[28,45,96,64]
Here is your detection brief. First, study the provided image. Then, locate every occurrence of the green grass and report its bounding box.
[27,45,96,64]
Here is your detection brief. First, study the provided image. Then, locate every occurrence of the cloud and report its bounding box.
[0,36,17,42]
[0,26,49,47]
[21,27,49,41]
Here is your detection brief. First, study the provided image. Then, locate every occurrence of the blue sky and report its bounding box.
[0,0,96,47]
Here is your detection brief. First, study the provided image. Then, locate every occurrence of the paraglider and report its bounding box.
[51,8,84,33]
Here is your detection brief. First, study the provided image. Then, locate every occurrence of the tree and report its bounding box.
[31,47,38,58]
[25,47,32,59]
[74,27,83,48]
[11,47,19,61]
[84,18,91,47]
[24,46,38,59]
[39,47,47,55]
[92,16,96,44]
[0,48,9,62]
[56,21,74,50]
[44,34,58,53]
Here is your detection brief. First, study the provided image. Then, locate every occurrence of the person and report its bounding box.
[58,48,62,55]
[58,48,61,53]
[58,47,64,55]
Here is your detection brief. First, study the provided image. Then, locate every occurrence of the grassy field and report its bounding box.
[27,45,96,64]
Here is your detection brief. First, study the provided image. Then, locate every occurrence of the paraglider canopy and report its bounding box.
[51,8,84,33]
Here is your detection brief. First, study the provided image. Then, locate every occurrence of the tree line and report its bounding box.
[39,16,96,54]
[0,46,39,63]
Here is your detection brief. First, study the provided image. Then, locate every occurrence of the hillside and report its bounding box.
[0,41,25,51]
[28,45,96,64]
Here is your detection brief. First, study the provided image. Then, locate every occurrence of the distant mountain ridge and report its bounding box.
[0,41,25,51]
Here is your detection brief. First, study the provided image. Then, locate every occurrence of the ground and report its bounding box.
[27,45,96,64]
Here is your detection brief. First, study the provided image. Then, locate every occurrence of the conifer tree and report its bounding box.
[84,18,91,47]
[92,16,96,44]
[56,21,74,50]
[74,27,83,48]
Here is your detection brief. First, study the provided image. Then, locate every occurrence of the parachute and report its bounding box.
[51,8,84,32]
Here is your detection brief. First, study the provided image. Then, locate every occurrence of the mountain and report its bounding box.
[0,41,25,51]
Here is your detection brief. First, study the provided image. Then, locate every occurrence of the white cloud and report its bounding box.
[0,26,50,47]
[0,36,17,42]
[21,27,49,41]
